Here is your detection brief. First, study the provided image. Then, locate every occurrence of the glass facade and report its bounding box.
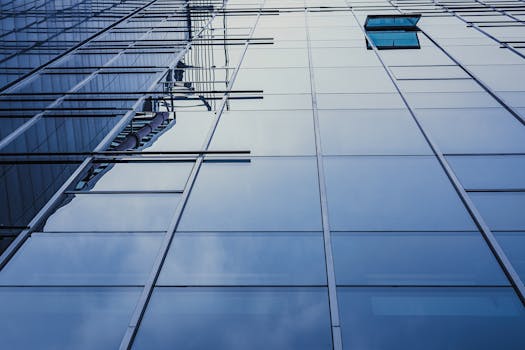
[1,0,525,349]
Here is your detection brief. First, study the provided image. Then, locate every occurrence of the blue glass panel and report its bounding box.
[145,111,214,151]
[228,94,312,111]
[447,155,525,190]
[158,232,326,286]
[0,287,140,350]
[324,156,475,230]
[209,111,316,156]
[0,233,164,285]
[416,108,525,153]
[0,118,29,140]
[332,232,508,285]
[470,192,525,230]
[338,287,525,350]
[315,67,396,94]
[0,162,79,227]
[234,68,310,94]
[1,116,120,153]
[88,162,194,191]
[367,31,420,49]
[44,193,181,232]
[318,109,431,155]
[179,157,322,231]
[365,15,421,29]
[495,232,525,282]
[133,287,332,350]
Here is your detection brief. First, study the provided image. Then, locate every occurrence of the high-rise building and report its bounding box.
[1,0,525,349]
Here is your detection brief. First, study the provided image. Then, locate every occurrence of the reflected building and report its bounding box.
[1,0,525,349]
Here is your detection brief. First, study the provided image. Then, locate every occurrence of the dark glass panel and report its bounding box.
[338,287,525,350]
[0,287,140,350]
[324,156,475,230]
[133,287,332,350]
[158,232,326,285]
[179,157,322,231]
[0,233,164,285]
[332,232,508,285]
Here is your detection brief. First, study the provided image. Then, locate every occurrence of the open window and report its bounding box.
[364,14,422,50]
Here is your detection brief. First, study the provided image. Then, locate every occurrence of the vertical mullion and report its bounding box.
[304,8,343,350]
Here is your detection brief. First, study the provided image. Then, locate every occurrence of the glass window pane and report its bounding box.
[332,232,508,285]
[367,31,420,50]
[158,232,326,286]
[315,67,396,93]
[417,108,525,153]
[365,15,421,29]
[87,162,194,191]
[228,94,312,111]
[44,193,182,232]
[470,192,525,231]
[234,68,310,94]
[391,65,468,79]
[447,155,525,190]
[338,287,525,350]
[324,156,475,230]
[495,232,525,283]
[317,93,405,109]
[318,109,431,155]
[408,92,499,108]
[1,116,120,154]
[0,233,163,285]
[132,287,332,350]
[242,48,309,68]
[209,111,316,156]
[145,112,214,152]
[311,48,381,67]
[179,157,322,231]
[0,287,140,350]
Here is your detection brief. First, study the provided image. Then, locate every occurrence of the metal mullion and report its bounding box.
[64,190,185,194]
[305,7,343,350]
[117,4,264,349]
[345,1,525,305]
[0,4,184,152]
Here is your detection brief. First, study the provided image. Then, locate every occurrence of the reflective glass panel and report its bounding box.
[495,232,525,282]
[318,109,431,155]
[179,157,322,231]
[88,162,194,191]
[0,233,164,285]
[447,155,525,190]
[416,108,525,153]
[44,194,181,232]
[365,15,421,29]
[324,156,475,230]
[209,111,316,156]
[145,112,214,151]
[338,287,525,350]
[158,232,326,285]
[470,192,525,230]
[367,31,420,50]
[0,287,140,350]
[133,287,332,350]
[315,67,396,93]
[1,116,119,154]
[332,232,508,285]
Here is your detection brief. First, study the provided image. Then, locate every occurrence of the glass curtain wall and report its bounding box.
[1,0,525,349]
